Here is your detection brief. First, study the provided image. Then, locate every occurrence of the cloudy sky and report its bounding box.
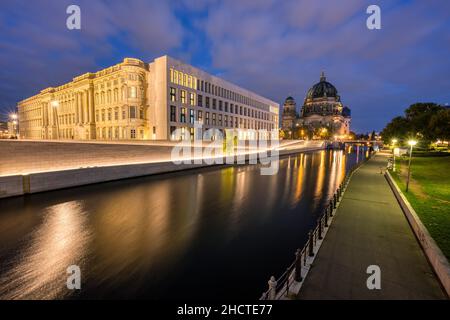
[1,0,449,132]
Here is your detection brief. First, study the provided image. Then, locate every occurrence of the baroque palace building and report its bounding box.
[281,72,351,137]
[18,56,279,141]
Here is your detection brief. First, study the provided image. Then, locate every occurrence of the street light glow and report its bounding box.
[10,113,17,120]
[391,139,398,144]
[51,101,59,108]
[408,140,417,146]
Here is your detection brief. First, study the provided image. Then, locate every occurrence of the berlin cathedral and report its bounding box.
[282,72,351,138]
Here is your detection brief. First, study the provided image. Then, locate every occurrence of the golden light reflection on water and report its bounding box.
[0,150,363,299]
[0,201,90,300]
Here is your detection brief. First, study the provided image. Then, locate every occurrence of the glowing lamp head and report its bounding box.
[51,101,59,108]
[10,113,17,120]
[408,140,417,146]
[391,139,398,144]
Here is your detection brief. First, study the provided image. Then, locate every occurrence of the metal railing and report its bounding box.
[260,152,373,300]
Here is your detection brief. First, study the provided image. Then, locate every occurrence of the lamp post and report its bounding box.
[405,140,417,192]
[391,139,398,172]
[51,100,60,139]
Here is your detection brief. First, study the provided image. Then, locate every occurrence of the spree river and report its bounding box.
[0,148,368,300]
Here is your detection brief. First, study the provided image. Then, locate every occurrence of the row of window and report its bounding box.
[169,68,270,110]
[94,86,140,105]
[169,105,274,130]
[170,87,273,121]
[95,106,144,122]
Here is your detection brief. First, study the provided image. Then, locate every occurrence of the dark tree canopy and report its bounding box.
[381,103,448,146]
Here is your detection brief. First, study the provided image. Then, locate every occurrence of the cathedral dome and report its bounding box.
[306,72,339,100]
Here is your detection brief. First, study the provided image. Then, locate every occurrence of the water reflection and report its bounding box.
[0,201,90,299]
[0,149,366,299]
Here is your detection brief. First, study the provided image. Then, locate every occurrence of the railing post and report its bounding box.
[268,276,277,300]
[324,209,329,227]
[308,231,314,257]
[295,249,302,282]
[333,193,337,208]
[318,218,323,240]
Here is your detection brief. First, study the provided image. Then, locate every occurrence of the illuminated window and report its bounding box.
[170,87,176,102]
[189,109,194,124]
[131,129,136,139]
[181,90,186,104]
[170,68,174,83]
[212,113,216,125]
[129,86,137,98]
[197,110,203,122]
[189,92,195,106]
[198,95,203,107]
[205,112,210,125]
[180,107,186,123]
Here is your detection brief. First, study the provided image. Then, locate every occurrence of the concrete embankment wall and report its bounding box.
[0,140,324,199]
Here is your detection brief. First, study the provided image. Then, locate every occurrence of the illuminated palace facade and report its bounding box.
[18,56,279,141]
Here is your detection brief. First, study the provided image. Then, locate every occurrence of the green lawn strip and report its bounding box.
[390,156,450,260]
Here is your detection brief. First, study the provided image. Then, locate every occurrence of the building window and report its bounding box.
[219,100,222,111]
[108,109,112,121]
[189,109,195,124]
[181,90,186,104]
[102,109,105,121]
[189,92,195,106]
[129,86,137,98]
[140,108,144,119]
[218,114,222,126]
[170,87,176,102]
[212,98,216,109]
[197,110,203,122]
[205,112,210,125]
[225,102,228,113]
[170,105,176,122]
[180,107,186,123]
[212,113,216,125]
[114,108,119,120]
[96,111,99,122]
[129,106,136,119]
[224,115,228,127]
[115,127,119,139]
[131,129,136,139]
[122,108,126,119]
[198,95,203,107]
[205,97,210,108]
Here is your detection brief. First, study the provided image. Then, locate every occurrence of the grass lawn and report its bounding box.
[390,155,450,260]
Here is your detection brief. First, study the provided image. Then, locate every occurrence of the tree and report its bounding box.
[428,108,450,141]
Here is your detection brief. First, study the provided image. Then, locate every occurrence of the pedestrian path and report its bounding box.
[298,154,446,299]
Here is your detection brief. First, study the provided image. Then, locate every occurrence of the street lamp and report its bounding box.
[391,139,398,172]
[405,140,417,192]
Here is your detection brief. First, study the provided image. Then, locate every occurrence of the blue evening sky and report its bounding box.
[0,0,449,132]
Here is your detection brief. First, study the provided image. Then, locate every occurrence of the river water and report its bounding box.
[0,147,368,299]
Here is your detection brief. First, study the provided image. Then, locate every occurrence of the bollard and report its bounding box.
[318,218,323,240]
[333,194,337,208]
[308,231,314,257]
[324,209,329,227]
[268,276,277,300]
[329,200,334,217]
[295,249,303,282]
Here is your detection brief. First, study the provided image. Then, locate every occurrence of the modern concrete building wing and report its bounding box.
[17,55,279,141]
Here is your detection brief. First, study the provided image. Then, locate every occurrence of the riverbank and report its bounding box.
[0,139,324,199]
[297,154,446,299]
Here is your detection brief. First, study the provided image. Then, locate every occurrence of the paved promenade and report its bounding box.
[298,154,446,299]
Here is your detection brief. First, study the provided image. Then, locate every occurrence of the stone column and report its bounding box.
[74,92,79,124]
[84,90,89,124]
[77,92,83,124]
[88,87,95,124]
